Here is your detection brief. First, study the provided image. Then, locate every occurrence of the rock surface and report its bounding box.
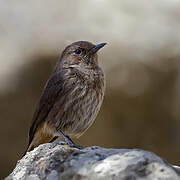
[6,143,180,180]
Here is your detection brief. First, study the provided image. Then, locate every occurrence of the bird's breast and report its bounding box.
[54,68,105,137]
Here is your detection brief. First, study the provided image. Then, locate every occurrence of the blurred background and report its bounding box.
[1,0,180,178]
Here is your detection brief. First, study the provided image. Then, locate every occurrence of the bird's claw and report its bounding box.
[67,142,83,150]
[52,141,67,148]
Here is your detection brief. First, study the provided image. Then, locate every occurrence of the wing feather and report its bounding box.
[28,70,66,147]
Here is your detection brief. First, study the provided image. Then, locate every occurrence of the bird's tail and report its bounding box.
[21,142,33,158]
[22,134,58,158]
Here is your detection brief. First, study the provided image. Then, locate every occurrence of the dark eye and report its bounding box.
[74,49,82,55]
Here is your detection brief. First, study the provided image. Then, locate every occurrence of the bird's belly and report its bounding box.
[58,89,103,138]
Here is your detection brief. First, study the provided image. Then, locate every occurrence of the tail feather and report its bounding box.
[22,135,57,158]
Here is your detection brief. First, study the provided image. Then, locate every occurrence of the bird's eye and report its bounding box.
[74,49,82,55]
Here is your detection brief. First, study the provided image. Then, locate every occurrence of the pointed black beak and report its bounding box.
[89,43,107,54]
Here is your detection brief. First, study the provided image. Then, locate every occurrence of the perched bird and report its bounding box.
[24,41,106,155]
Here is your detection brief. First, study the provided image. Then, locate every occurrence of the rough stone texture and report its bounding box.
[6,143,180,180]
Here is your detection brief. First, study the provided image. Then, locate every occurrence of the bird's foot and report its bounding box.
[52,140,83,149]
[66,141,83,150]
[62,135,83,149]
[52,141,66,148]
[57,130,83,149]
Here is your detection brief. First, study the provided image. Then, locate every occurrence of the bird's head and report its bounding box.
[57,41,106,70]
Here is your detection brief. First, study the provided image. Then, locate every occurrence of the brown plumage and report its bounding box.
[24,41,106,155]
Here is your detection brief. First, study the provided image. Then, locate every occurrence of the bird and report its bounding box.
[24,41,106,155]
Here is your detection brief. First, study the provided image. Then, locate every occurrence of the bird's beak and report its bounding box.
[89,43,107,54]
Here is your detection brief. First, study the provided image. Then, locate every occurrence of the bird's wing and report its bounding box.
[28,70,67,147]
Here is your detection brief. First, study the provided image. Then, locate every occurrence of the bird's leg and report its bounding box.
[50,136,67,149]
[57,130,83,149]
[49,136,58,143]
